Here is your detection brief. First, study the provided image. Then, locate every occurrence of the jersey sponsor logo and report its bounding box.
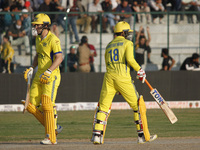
[43,42,47,47]
[55,40,59,45]
[151,89,164,105]
[38,53,45,59]
[107,42,123,49]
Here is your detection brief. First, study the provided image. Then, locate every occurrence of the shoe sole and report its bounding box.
[138,134,158,144]
[149,134,158,143]
[93,141,101,145]
[40,142,57,145]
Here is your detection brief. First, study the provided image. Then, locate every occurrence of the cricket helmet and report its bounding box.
[114,21,133,33]
[31,13,51,25]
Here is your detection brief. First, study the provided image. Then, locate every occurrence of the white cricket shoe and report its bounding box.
[40,138,57,145]
[137,134,157,144]
[149,134,157,142]
[93,135,101,144]
[56,124,63,135]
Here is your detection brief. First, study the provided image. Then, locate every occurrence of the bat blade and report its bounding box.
[23,75,31,113]
[150,88,178,124]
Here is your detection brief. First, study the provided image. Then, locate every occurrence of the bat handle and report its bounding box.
[145,79,154,91]
[23,108,26,114]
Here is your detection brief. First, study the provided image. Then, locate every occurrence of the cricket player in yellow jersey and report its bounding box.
[22,13,63,145]
[0,35,14,74]
[91,21,157,144]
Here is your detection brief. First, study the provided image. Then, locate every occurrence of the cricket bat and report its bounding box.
[145,79,178,124]
[23,75,31,114]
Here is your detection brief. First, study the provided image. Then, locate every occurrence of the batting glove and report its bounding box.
[39,69,52,84]
[136,68,146,83]
[24,67,33,82]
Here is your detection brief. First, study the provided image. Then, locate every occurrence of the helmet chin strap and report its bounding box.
[38,24,49,35]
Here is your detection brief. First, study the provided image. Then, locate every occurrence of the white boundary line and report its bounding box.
[0,101,200,112]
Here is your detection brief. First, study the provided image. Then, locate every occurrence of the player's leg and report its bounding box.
[116,79,157,144]
[91,74,116,144]
[40,74,61,144]
[40,94,56,144]
[21,79,45,125]
[6,59,11,74]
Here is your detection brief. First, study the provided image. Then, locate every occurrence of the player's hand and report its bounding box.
[39,69,52,84]
[136,68,146,83]
[24,67,33,82]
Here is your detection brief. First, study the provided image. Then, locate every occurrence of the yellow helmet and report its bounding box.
[31,13,51,25]
[114,21,133,33]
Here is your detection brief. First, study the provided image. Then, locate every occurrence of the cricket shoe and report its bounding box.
[137,134,157,144]
[40,138,57,145]
[93,135,101,144]
[56,124,63,135]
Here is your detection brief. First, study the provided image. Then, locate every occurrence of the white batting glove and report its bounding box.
[24,67,33,82]
[136,68,146,83]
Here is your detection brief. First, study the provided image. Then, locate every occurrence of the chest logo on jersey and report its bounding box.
[43,42,47,47]
[38,53,45,59]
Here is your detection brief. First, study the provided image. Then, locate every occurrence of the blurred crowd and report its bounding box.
[0,0,200,73]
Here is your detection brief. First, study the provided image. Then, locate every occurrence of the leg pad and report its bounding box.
[41,95,56,144]
[21,100,44,125]
[139,95,150,141]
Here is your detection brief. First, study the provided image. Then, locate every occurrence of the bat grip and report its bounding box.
[145,79,154,91]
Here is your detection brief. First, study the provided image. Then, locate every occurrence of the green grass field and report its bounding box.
[0,109,200,142]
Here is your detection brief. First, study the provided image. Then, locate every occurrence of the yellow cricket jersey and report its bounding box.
[105,36,141,77]
[35,31,62,76]
[0,42,14,61]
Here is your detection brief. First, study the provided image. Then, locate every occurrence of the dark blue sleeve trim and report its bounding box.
[54,51,62,55]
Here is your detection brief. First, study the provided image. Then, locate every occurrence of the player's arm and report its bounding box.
[146,26,151,46]
[24,53,38,82]
[125,42,140,72]
[39,52,63,84]
[49,53,63,71]
[169,58,175,71]
[32,53,38,69]
[126,42,146,83]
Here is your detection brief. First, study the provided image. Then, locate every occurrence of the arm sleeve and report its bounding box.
[52,38,62,54]
[125,41,141,72]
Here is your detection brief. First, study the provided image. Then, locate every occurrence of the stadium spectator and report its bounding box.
[180,0,200,23]
[31,0,44,11]
[83,36,98,72]
[149,0,165,24]
[161,48,175,71]
[116,0,132,25]
[67,45,78,72]
[50,0,66,34]
[174,0,182,24]
[180,53,200,71]
[8,19,30,55]
[77,36,94,72]
[135,25,151,65]
[2,2,12,32]
[38,0,60,36]
[76,0,92,33]
[24,0,33,13]
[140,1,151,24]
[10,4,21,25]
[88,0,107,33]
[21,8,31,36]
[67,0,80,44]
[0,35,14,74]
[129,0,141,23]
[111,0,119,10]
[101,0,116,33]
[38,0,55,21]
